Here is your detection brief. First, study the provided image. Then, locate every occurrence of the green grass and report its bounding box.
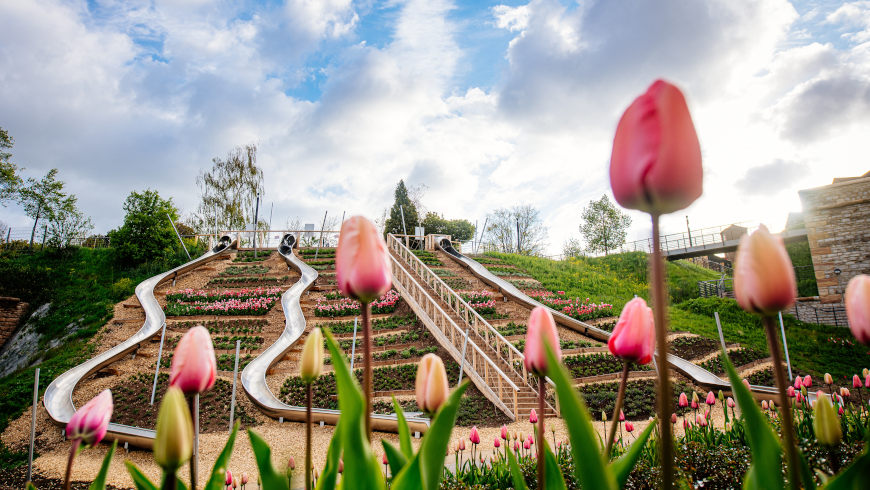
[487,251,719,309]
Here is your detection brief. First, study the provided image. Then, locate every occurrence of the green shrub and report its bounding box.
[110,277,135,300]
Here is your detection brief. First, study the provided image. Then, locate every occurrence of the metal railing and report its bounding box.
[389,249,520,419]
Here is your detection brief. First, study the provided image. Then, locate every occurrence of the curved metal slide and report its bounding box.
[240,234,431,434]
[437,239,783,398]
[43,236,236,448]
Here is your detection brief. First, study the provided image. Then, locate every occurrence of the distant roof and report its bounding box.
[831,170,870,184]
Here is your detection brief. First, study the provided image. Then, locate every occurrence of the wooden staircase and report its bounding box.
[387,235,557,420]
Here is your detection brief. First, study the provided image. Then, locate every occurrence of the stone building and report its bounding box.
[798,171,870,304]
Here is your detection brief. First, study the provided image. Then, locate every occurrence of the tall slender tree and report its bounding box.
[193,144,264,233]
[1,127,22,206]
[18,168,66,247]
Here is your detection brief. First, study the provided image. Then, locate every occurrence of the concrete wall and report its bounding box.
[798,175,870,304]
[0,296,29,348]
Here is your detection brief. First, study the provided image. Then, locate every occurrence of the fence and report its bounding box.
[1,226,110,250]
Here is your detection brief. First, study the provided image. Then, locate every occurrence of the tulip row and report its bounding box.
[166,286,282,303]
[325,345,439,365]
[668,336,720,360]
[170,319,266,334]
[164,296,280,316]
[486,266,533,278]
[563,352,652,378]
[233,251,270,263]
[337,329,430,350]
[698,347,768,374]
[313,289,400,317]
[219,265,270,276]
[319,313,417,334]
[207,275,289,286]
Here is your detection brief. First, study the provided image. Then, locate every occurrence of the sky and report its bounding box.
[1,0,869,254]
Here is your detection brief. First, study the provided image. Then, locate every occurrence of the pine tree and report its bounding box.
[384,180,419,236]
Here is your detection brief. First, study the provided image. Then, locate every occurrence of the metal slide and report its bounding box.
[240,234,431,434]
[43,236,236,448]
[437,239,783,399]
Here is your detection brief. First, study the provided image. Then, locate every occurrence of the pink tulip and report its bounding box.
[469,426,480,445]
[671,413,678,424]
[415,354,449,414]
[66,389,113,447]
[226,470,233,486]
[824,373,833,385]
[169,325,217,394]
[494,437,500,448]
[625,421,635,433]
[458,439,466,451]
[795,377,803,389]
[705,391,715,406]
[523,439,531,450]
[242,473,248,485]
[787,386,795,398]
[846,275,870,344]
[697,414,708,428]
[839,405,845,415]
[382,452,388,465]
[523,306,561,375]
[288,456,295,470]
[527,435,534,446]
[683,418,690,430]
[678,392,688,408]
[853,375,862,388]
[232,477,238,489]
[803,375,812,388]
[608,297,655,364]
[335,216,392,303]
[841,387,851,397]
[514,441,520,451]
[691,398,699,410]
[609,79,702,215]
[501,424,508,440]
[619,409,625,422]
[529,409,538,424]
[742,379,751,391]
[734,225,796,315]
[865,373,870,388]
[338,459,344,474]
[727,397,735,408]
[761,400,769,410]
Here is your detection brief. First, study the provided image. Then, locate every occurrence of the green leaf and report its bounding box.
[505,438,529,490]
[323,329,386,490]
[26,482,37,490]
[125,461,158,490]
[382,440,408,476]
[392,396,414,459]
[543,341,617,490]
[610,418,656,488]
[160,475,188,490]
[823,443,870,489]
[204,421,240,490]
[316,421,343,490]
[540,430,568,490]
[247,429,290,490]
[88,440,117,490]
[391,380,469,490]
[721,348,783,490]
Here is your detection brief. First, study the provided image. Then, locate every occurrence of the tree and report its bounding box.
[383,180,419,236]
[193,144,264,233]
[580,195,631,255]
[562,237,584,259]
[421,212,476,241]
[18,168,67,247]
[0,127,22,205]
[46,195,93,248]
[484,205,547,255]
[109,190,180,265]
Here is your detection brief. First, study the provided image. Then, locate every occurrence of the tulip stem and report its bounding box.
[763,315,801,489]
[650,214,675,489]
[537,376,545,490]
[188,394,199,490]
[306,382,312,490]
[63,438,81,490]
[362,302,373,440]
[604,362,631,457]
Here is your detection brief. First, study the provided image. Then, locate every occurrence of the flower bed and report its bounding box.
[338,329,430,350]
[496,322,526,336]
[487,266,532,277]
[326,345,438,364]
[313,289,400,317]
[169,319,266,334]
[580,379,694,420]
[564,353,652,378]
[219,265,270,276]
[166,286,282,303]
[669,336,720,360]
[509,279,541,289]
[699,347,768,374]
[299,247,335,257]
[157,352,253,371]
[233,250,270,262]
[318,314,417,334]
[432,268,456,277]
[207,275,288,286]
[164,287,281,316]
[458,290,497,315]
[305,258,335,266]
[443,277,470,290]
[512,338,596,352]
[412,250,443,266]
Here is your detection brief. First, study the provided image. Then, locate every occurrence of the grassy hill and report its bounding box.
[486,251,867,380]
[487,251,721,309]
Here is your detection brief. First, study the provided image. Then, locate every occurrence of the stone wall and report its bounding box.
[798,174,870,304]
[0,296,29,348]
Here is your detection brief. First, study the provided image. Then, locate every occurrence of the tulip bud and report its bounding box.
[232,477,238,489]
[335,216,392,303]
[727,397,735,408]
[864,368,869,379]
[839,405,844,416]
[619,409,625,422]
[678,392,688,408]
[501,424,508,440]
[691,392,699,409]
[718,390,725,403]
[841,387,851,398]
[154,387,193,471]
[696,414,707,427]
[608,297,655,364]
[288,456,296,471]
[242,473,248,485]
[625,421,635,433]
[523,439,531,450]
[66,389,113,447]
[705,391,715,406]
[529,409,538,424]
[382,452,388,465]
[494,437,500,448]
[846,275,870,344]
[459,438,466,451]
[801,386,808,398]
[514,441,520,451]
[795,377,803,389]
[226,470,233,486]
[734,225,796,315]
[853,374,862,388]
[865,373,870,389]
[338,459,344,474]
[170,325,217,394]
[803,375,812,388]
[609,79,702,215]
[824,373,833,385]
[813,395,842,446]
[523,306,561,375]
[526,435,534,446]
[761,400,768,410]
[671,413,677,424]
[742,378,751,390]
[601,411,607,422]
[683,418,690,430]
[415,353,449,414]
[469,426,480,445]
[769,400,775,409]
[787,386,795,398]
[300,328,323,383]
